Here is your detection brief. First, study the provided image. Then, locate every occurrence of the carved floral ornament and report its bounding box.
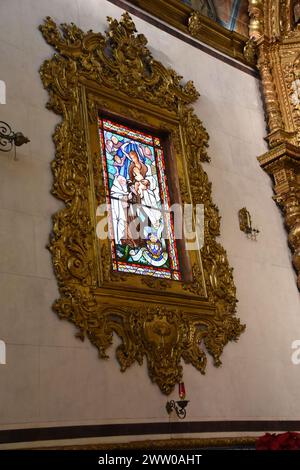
[246,0,300,290]
[39,13,244,394]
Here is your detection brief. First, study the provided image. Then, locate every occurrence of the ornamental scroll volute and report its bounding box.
[39,13,244,394]
[249,1,300,290]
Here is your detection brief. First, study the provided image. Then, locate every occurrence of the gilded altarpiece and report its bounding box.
[39,13,244,394]
[248,0,300,291]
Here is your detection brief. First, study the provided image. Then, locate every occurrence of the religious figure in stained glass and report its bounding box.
[99,118,181,281]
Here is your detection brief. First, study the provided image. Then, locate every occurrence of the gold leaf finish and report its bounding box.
[248,0,264,40]
[254,1,300,290]
[128,1,251,67]
[258,143,300,289]
[40,436,256,450]
[39,13,243,394]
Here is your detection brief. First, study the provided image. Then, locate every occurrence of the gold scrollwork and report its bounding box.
[248,0,264,40]
[254,1,300,290]
[39,12,244,394]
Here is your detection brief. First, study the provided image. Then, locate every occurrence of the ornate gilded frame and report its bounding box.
[39,13,244,394]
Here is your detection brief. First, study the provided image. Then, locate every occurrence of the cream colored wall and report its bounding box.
[0,0,300,436]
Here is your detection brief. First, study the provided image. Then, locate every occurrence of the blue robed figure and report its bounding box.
[115,140,146,179]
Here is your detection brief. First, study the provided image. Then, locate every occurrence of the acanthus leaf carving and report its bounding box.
[204,316,246,366]
[256,2,300,291]
[182,264,206,297]
[40,13,243,394]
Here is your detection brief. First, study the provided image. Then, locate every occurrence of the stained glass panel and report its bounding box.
[98,118,181,280]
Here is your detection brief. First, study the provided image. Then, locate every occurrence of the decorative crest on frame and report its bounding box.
[39,13,244,394]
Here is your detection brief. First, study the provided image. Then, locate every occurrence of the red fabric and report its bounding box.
[256,432,300,450]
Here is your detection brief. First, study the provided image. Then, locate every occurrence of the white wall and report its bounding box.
[0,0,299,438]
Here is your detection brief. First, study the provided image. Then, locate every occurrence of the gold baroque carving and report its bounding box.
[258,144,300,289]
[182,264,206,297]
[188,11,203,38]
[141,276,171,290]
[243,37,257,65]
[40,436,256,451]
[39,13,244,394]
[187,9,254,66]
[127,0,251,67]
[248,0,264,40]
[254,1,300,290]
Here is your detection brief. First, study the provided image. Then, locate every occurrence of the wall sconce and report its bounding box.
[166,399,189,419]
[166,382,189,419]
[238,207,260,241]
[0,121,30,158]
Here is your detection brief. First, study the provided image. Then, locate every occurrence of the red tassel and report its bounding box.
[178,381,186,399]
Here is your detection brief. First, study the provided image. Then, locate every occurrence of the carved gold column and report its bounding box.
[248,0,264,39]
[258,145,300,288]
[251,0,300,290]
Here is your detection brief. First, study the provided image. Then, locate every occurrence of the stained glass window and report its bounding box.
[98,118,181,280]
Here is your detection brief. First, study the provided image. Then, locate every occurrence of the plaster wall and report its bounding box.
[0,0,299,438]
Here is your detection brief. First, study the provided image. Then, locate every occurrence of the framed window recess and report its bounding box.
[39,13,245,394]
